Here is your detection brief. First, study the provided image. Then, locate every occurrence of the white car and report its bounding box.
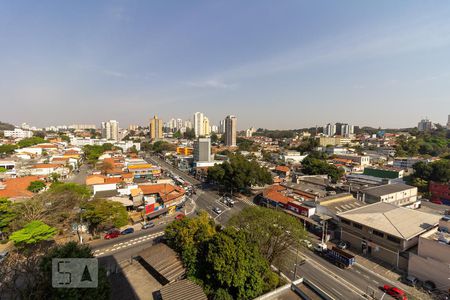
[212,207,222,214]
[300,239,313,249]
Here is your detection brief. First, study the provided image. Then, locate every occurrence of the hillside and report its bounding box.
[0,121,15,131]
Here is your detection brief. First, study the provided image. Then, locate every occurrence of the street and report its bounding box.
[87,154,400,300]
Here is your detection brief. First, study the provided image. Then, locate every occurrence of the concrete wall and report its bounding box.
[409,253,450,292]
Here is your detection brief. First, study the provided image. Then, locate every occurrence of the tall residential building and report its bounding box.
[324,123,336,137]
[418,118,433,132]
[176,119,183,131]
[194,112,205,137]
[194,137,211,162]
[149,115,163,140]
[203,117,211,136]
[340,123,354,137]
[184,119,193,129]
[218,120,225,134]
[211,125,218,133]
[168,118,177,132]
[101,120,119,141]
[225,115,237,146]
[245,127,256,138]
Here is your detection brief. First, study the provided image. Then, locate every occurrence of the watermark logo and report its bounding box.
[52,258,98,288]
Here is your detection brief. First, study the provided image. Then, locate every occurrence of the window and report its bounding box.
[387,235,401,244]
[341,219,351,225]
[372,230,384,237]
[353,223,362,230]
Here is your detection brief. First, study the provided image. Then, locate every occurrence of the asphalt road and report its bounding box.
[89,154,400,300]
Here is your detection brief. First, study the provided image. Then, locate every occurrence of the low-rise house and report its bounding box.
[274,165,290,178]
[0,160,16,177]
[25,163,70,178]
[338,202,440,269]
[279,151,308,163]
[0,176,41,201]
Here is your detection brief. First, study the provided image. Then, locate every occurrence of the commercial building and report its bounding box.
[408,216,450,292]
[150,115,163,140]
[279,151,308,163]
[429,181,450,206]
[393,157,427,169]
[363,167,404,179]
[334,154,370,166]
[318,136,351,147]
[4,128,33,139]
[101,120,119,141]
[176,146,193,156]
[193,138,211,162]
[338,202,440,269]
[224,115,237,146]
[357,183,419,208]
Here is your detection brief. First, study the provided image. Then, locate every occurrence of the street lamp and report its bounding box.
[77,208,86,244]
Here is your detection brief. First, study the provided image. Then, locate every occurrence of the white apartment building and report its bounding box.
[418,118,434,132]
[335,154,370,166]
[323,123,336,137]
[193,112,205,137]
[4,128,33,139]
[358,183,419,208]
[101,120,119,141]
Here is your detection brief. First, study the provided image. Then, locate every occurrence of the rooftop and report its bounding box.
[338,202,441,240]
[318,193,366,214]
[361,183,415,196]
[0,176,40,199]
[138,183,185,202]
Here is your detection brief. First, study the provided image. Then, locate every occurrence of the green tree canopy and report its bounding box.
[0,198,16,233]
[81,199,128,233]
[0,144,17,155]
[207,154,273,193]
[229,206,307,264]
[48,182,92,199]
[412,159,450,184]
[301,156,343,183]
[36,241,111,299]
[17,137,47,148]
[0,167,7,173]
[237,137,259,152]
[151,140,177,153]
[27,181,46,193]
[9,220,57,245]
[183,128,196,140]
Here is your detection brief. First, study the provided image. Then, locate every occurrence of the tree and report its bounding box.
[229,206,307,265]
[210,132,219,143]
[17,137,47,148]
[35,241,111,299]
[237,138,259,152]
[207,154,273,193]
[128,145,138,154]
[173,130,182,139]
[165,211,216,276]
[48,182,92,199]
[0,144,17,155]
[0,198,16,235]
[204,228,278,299]
[9,220,57,245]
[27,181,46,193]
[151,141,176,153]
[81,199,128,234]
[412,159,450,184]
[0,166,7,173]
[301,156,343,183]
[49,172,60,183]
[183,128,196,140]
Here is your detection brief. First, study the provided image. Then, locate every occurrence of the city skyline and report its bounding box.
[1,1,450,128]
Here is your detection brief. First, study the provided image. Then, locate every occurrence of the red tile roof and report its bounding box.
[31,163,62,169]
[262,185,291,205]
[138,184,185,203]
[0,176,40,199]
[275,165,290,173]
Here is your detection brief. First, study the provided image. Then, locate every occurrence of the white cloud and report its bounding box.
[184,79,237,89]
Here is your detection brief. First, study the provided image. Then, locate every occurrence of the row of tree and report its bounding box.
[164,207,307,299]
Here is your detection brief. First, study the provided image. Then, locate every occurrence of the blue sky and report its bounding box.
[1,1,450,129]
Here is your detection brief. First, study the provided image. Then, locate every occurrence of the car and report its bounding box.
[404,275,418,287]
[175,214,185,220]
[382,284,408,300]
[337,240,350,250]
[121,228,135,235]
[300,239,313,249]
[0,251,9,263]
[212,207,222,214]
[105,230,120,239]
[423,280,436,292]
[142,222,155,229]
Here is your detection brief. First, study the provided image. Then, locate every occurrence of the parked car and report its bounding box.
[0,251,9,263]
[212,207,222,214]
[423,280,436,292]
[175,214,185,220]
[121,228,135,235]
[382,284,408,300]
[404,275,419,287]
[142,222,155,229]
[300,239,313,249]
[337,240,350,250]
[105,230,120,239]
